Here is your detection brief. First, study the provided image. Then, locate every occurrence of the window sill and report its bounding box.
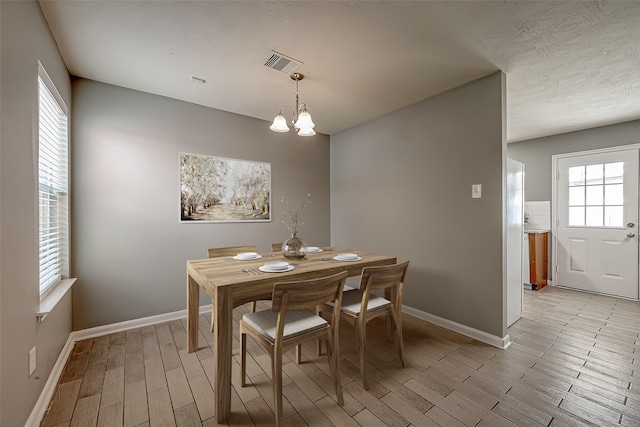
[37,278,77,322]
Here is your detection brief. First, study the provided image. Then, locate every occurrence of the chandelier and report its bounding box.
[270,73,316,137]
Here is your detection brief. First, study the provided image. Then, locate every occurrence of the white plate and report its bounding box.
[233,254,262,260]
[258,265,295,273]
[264,261,290,270]
[333,255,363,262]
[237,252,259,258]
[335,253,358,260]
[306,247,323,253]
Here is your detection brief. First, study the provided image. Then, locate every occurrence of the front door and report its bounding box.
[555,147,639,299]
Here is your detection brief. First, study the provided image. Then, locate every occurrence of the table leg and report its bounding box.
[214,285,233,421]
[187,273,200,353]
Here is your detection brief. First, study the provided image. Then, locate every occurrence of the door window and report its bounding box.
[568,162,624,227]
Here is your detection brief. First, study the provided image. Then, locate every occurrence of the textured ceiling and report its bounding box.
[38,0,640,142]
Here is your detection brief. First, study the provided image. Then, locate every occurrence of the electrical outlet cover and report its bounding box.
[29,347,36,376]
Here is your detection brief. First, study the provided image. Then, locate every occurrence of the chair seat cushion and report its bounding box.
[336,289,391,315]
[243,309,327,342]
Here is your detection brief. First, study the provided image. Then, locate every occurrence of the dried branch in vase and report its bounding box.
[280,193,311,234]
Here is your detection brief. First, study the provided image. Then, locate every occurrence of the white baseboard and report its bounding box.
[24,335,76,427]
[402,305,511,349]
[25,304,214,427]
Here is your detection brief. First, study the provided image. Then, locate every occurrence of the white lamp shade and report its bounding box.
[297,127,316,136]
[270,113,290,132]
[294,110,315,129]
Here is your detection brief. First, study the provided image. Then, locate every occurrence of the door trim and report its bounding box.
[552,143,640,300]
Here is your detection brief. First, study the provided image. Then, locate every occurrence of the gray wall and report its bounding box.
[330,72,506,338]
[508,120,640,201]
[71,79,331,330]
[0,1,72,426]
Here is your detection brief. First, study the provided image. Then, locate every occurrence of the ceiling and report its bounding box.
[38,1,640,143]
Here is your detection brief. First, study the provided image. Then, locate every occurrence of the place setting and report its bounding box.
[305,246,323,253]
[233,251,262,261]
[258,261,295,273]
[331,253,363,262]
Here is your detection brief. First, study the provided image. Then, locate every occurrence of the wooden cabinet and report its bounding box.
[527,231,548,290]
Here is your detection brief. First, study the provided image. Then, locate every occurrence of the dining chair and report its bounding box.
[207,245,260,330]
[207,245,257,259]
[240,271,347,426]
[271,242,282,252]
[321,260,409,390]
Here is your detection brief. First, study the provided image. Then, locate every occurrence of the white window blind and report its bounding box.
[38,67,69,297]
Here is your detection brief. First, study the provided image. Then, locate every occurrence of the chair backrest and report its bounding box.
[208,245,257,258]
[359,260,410,296]
[271,243,282,252]
[271,271,348,312]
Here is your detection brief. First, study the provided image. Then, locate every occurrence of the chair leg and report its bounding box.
[273,347,284,427]
[251,301,257,312]
[316,307,325,356]
[327,330,344,405]
[385,314,394,342]
[240,333,247,387]
[392,311,406,368]
[356,319,369,390]
[296,344,302,364]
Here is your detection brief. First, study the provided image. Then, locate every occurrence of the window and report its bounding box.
[568,162,624,227]
[38,64,69,298]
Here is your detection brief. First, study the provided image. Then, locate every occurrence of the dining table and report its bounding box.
[186,247,397,422]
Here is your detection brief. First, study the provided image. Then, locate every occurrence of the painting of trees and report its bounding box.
[180,153,270,222]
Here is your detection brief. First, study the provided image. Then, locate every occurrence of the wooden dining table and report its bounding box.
[186,247,397,422]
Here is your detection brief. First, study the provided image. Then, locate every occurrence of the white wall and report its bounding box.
[71,79,331,330]
[330,72,507,339]
[0,2,72,425]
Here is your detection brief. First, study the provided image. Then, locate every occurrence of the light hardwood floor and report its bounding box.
[40,286,640,426]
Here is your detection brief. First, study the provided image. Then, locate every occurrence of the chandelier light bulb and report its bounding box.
[294,110,315,130]
[297,126,316,137]
[270,113,290,132]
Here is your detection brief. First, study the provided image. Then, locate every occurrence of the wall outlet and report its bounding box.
[29,347,36,376]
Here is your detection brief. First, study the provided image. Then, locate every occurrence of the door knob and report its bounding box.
[628,222,636,228]
[627,232,636,238]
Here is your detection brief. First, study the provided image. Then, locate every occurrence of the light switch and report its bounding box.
[472,184,482,199]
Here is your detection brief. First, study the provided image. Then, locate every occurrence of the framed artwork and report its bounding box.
[180,153,271,222]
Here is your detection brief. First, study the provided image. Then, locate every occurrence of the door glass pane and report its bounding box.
[604,206,623,227]
[566,160,628,228]
[604,184,623,205]
[586,206,603,226]
[569,166,585,186]
[569,207,585,226]
[586,164,604,185]
[569,187,585,205]
[586,185,603,205]
[605,162,623,184]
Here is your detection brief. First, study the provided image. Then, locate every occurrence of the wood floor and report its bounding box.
[40,286,640,427]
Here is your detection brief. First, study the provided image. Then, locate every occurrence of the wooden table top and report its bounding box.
[187,247,397,307]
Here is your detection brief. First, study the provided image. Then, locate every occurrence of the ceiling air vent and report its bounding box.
[263,51,303,74]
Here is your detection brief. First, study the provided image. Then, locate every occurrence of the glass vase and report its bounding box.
[281,232,308,260]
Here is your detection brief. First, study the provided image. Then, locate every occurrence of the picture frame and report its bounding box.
[180,152,271,223]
